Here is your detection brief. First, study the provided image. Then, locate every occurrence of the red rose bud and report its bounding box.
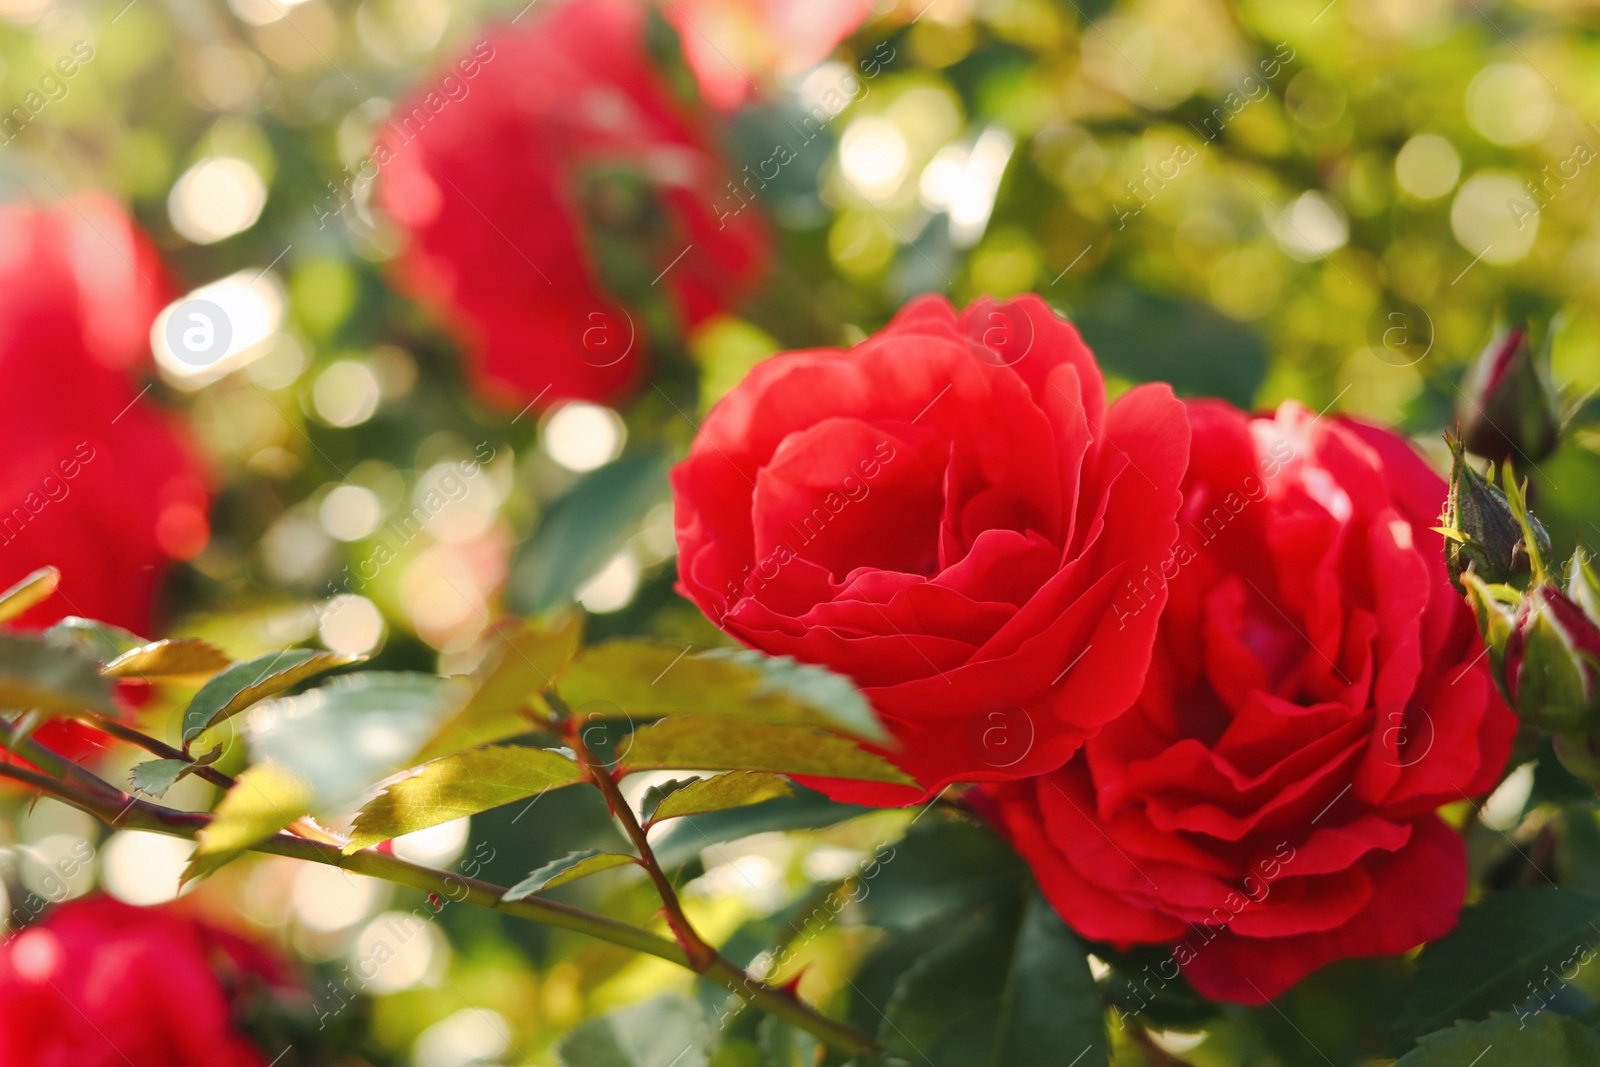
[1457,324,1560,465]
[1440,435,1551,588]
[1504,583,1600,732]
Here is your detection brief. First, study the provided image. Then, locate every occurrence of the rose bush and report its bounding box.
[0,896,291,1066]
[377,0,768,410]
[0,196,210,759]
[673,293,1189,802]
[981,400,1517,1002]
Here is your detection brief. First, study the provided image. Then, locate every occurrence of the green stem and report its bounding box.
[0,724,876,1056]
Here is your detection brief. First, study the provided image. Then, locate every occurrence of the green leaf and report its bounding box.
[345,744,585,853]
[857,815,1031,933]
[503,849,637,899]
[103,638,232,685]
[1396,1011,1600,1066]
[129,745,222,799]
[650,785,871,869]
[183,649,363,745]
[44,617,146,661]
[186,762,312,882]
[128,759,191,798]
[757,1016,820,1067]
[413,614,583,762]
[0,631,116,714]
[1389,887,1600,1053]
[558,992,709,1067]
[621,718,912,784]
[246,672,472,812]
[881,893,1109,1067]
[509,451,669,614]
[558,643,886,741]
[645,772,793,827]
[0,566,58,623]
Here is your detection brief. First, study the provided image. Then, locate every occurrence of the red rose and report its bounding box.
[673,294,1189,802]
[981,400,1516,1003]
[0,195,210,633]
[0,897,291,1067]
[376,0,768,410]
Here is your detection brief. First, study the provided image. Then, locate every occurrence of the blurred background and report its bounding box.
[1,0,1598,1063]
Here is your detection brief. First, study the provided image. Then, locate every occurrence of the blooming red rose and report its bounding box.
[664,0,876,109]
[673,294,1189,802]
[376,0,768,410]
[0,896,292,1066]
[0,195,210,762]
[981,400,1517,1003]
[0,195,210,635]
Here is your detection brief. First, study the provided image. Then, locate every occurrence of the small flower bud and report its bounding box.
[1457,324,1561,465]
[1440,435,1551,588]
[1503,583,1600,733]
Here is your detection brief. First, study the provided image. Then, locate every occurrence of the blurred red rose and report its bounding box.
[664,0,875,109]
[673,294,1189,803]
[0,896,292,1067]
[376,0,768,410]
[0,194,210,635]
[981,401,1516,1003]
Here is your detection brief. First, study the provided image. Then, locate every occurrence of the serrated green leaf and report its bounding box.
[186,762,312,883]
[128,758,192,798]
[650,785,871,869]
[509,450,669,614]
[413,614,583,763]
[104,638,232,685]
[0,631,116,714]
[558,993,709,1067]
[558,643,886,742]
[1389,888,1600,1054]
[0,567,58,623]
[44,617,146,661]
[247,672,472,812]
[621,718,911,784]
[183,649,362,745]
[645,772,793,827]
[503,849,637,899]
[1396,1011,1600,1065]
[345,744,585,852]
[881,893,1108,1067]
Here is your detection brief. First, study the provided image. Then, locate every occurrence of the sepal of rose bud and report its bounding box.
[1460,570,1519,701]
[1439,434,1550,588]
[1568,548,1600,627]
[1504,584,1600,732]
[1458,323,1561,465]
[1552,732,1600,792]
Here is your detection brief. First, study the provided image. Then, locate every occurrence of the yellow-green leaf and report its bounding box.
[345,744,585,853]
[413,613,582,762]
[186,762,312,882]
[104,638,232,685]
[645,771,794,827]
[621,718,912,784]
[557,642,887,741]
[0,567,59,623]
[183,649,362,745]
[502,849,637,900]
[0,632,116,715]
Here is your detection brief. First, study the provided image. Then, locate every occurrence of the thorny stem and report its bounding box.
[0,715,877,1056]
[83,715,237,791]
